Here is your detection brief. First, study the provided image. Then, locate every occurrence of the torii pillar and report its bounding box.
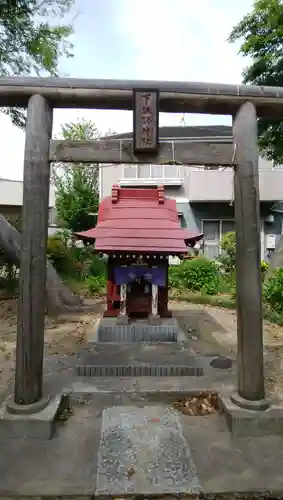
[231,101,268,410]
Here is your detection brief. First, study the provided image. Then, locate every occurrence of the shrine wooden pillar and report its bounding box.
[9,95,53,412]
[151,284,159,316]
[119,283,127,316]
[117,283,128,324]
[231,101,268,410]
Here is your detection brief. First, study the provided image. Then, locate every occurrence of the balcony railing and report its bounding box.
[120,164,183,186]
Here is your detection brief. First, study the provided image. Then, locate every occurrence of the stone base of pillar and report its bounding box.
[116,314,129,325]
[148,314,161,325]
[230,392,269,411]
[6,394,51,415]
[0,393,66,440]
[220,394,283,437]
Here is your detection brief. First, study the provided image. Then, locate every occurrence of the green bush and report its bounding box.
[218,231,236,276]
[219,231,268,285]
[47,234,70,274]
[184,257,220,295]
[168,264,185,289]
[66,246,93,279]
[169,257,220,295]
[86,275,106,294]
[69,245,89,263]
[47,233,107,282]
[263,267,283,313]
[261,260,269,279]
[88,255,107,277]
[0,263,19,294]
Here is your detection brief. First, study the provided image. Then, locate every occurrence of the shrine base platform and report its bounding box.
[95,317,178,343]
[76,342,204,377]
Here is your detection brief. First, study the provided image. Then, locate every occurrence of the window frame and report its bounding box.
[201,219,234,257]
[201,218,265,258]
[122,164,180,180]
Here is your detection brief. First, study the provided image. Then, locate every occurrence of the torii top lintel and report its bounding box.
[0,76,283,117]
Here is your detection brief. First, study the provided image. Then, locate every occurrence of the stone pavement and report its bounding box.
[1,307,283,498]
[76,342,204,377]
[1,383,283,497]
[96,405,201,495]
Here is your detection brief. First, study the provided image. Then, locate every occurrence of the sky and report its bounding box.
[0,0,253,180]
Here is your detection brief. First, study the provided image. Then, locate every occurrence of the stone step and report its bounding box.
[77,364,203,377]
[96,405,202,496]
[62,374,236,402]
[95,317,179,343]
[76,342,204,377]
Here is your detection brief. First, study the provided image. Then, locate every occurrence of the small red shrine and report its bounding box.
[76,185,203,324]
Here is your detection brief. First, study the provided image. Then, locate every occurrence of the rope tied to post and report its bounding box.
[230,143,236,206]
[171,141,175,164]
[221,142,236,206]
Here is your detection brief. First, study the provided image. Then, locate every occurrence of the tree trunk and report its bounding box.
[0,214,82,313]
[264,233,283,282]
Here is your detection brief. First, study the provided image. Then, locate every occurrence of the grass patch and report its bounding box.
[65,277,105,298]
[263,308,283,327]
[55,394,73,425]
[169,289,236,309]
[169,289,283,327]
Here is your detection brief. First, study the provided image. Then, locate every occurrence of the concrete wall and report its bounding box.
[0,178,56,207]
[99,165,121,200]
[99,161,283,260]
[0,179,58,236]
[187,168,283,202]
[99,156,282,202]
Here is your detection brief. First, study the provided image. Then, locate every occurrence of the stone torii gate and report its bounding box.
[0,77,279,425]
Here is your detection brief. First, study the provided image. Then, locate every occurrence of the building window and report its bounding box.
[122,164,180,180]
[48,207,57,226]
[202,219,234,259]
[202,219,266,260]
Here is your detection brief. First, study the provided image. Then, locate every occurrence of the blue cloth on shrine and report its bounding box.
[114,266,166,286]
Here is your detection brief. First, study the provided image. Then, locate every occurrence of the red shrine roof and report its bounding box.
[75,185,203,254]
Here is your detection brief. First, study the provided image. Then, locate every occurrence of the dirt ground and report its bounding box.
[0,298,283,404]
[172,301,283,403]
[0,298,103,398]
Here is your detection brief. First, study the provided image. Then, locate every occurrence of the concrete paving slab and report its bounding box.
[0,397,105,496]
[76,342,204,377]
[1,398,283,496]
[181,413,283,494]
[96,405,201,495]
[63,374,236,399]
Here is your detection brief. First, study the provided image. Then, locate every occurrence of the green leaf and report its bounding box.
[229,0,283,164]
[54,119,107,233]
[0,0,74,127]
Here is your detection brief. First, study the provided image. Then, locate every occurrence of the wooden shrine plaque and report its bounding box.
[133,89,159,154]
